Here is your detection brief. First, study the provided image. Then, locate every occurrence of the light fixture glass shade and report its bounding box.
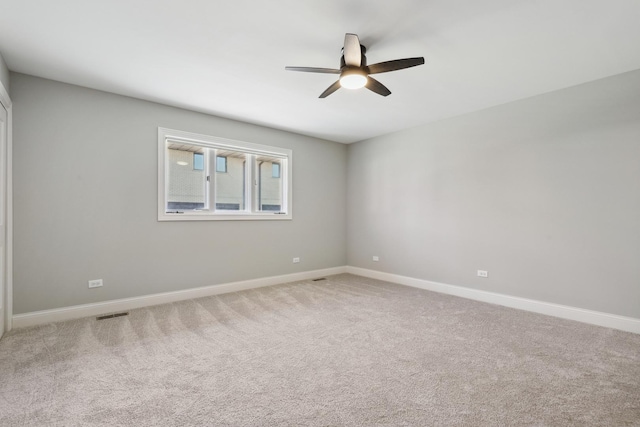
[340,70,367,89]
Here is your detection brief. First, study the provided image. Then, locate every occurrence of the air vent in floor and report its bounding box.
[96,312,129,320]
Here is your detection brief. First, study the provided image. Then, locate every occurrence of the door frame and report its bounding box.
[0,80,12,333]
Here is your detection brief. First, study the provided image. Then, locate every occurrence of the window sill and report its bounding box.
[158,211,292,221]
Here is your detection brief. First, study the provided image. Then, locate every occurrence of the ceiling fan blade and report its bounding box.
[319,80,341,98]
[285,66,341,74]
[366,57,425,74]
[365,77,391,97]
[343,33,362,67]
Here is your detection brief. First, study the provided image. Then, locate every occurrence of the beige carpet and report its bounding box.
[1,274,639,426]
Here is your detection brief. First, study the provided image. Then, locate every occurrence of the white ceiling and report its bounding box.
[1,0,640,143]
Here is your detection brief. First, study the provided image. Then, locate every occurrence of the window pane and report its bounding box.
[216,156,227,173]
[215,154,245,211]
[258,156,283,212]
[193,152,204,170]
[167,148,205,210]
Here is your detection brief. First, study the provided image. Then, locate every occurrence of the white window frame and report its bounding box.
[158,127,292,221]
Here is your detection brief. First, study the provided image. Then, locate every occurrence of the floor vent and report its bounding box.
[312,278,327,281]
[96,312,129,320]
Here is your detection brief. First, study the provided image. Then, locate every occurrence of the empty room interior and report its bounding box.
[0,1,639,425]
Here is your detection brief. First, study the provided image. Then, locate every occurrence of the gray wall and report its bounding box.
[348,69,640,319]
[0,52,9,94]
[12,73,348,314]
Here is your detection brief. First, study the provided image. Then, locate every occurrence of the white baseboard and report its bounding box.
[346,266,640,335]
[12,265,640,335]
[12,266,347,329]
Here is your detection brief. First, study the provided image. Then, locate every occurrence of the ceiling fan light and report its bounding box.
[339,71,367,89]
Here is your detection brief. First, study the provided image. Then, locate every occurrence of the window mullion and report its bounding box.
[281,158,288,213]
[246,154,254,213]
[207,149,216,211]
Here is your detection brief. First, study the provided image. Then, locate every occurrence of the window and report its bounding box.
[193,153,204,170]
[216,156,227,173]
[158,128,292,221]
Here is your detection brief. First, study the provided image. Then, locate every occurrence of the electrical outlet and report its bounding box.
[88,279,103,288]
[477,270,488,278]
[293,257,300,263]
[372,256,379,262]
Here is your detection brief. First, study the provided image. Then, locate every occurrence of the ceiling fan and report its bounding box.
[285,33,424,98]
